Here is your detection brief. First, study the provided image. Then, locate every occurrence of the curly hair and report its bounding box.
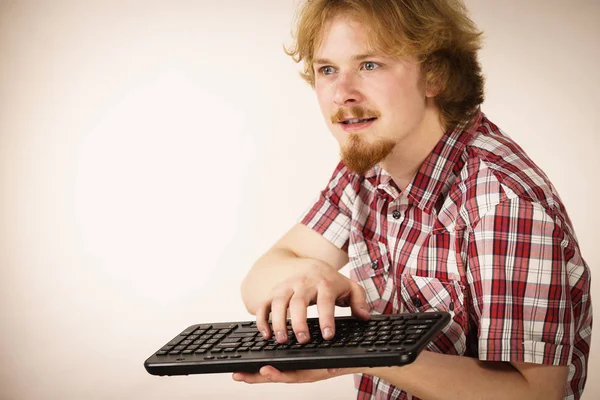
[284,0,486,130]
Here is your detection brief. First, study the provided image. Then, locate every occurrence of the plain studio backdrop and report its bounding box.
[0,0,598,399]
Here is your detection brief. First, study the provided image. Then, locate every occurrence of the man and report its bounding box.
[235,0,592,399]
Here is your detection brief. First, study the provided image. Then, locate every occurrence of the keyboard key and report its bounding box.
[418,314,441,319]
[222,337,241,343]
[181,326,198,335]
[167,336,185,346]
[230,332,258,338]
[216,343,240,348]
[235,328,261,334]
[203,355,214,360]
[217,355,228,359]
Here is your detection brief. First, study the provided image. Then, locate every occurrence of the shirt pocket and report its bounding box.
[348,238,392,310]
[398,274,468,355]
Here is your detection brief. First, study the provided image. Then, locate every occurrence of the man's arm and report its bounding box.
[360,351,568,400]
[240,223,349,315]
[233,347,568,400]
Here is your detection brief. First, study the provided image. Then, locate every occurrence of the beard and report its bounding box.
[340,133,395,175]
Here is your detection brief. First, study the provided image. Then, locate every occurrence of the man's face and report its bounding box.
[313,15,431,175]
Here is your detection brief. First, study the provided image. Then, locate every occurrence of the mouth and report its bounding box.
[340,117,377,125]
[339,117,377,132]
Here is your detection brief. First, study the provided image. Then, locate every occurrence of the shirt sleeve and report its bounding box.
[298,161,357,252]
[466,196,590,366]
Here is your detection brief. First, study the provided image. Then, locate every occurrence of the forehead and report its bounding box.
[314,16,377,60]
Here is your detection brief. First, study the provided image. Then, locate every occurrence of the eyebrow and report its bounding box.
[313,53,382,65]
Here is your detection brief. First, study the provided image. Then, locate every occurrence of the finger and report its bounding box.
[316,286,337,340]
[259,366,337,384]
[349,281,371,320]
[255,302,272,339]
[270,288,293,343]
[232,372,271,384]
[288,290,311,344]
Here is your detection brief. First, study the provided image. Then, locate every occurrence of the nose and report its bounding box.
[333,72,363,106]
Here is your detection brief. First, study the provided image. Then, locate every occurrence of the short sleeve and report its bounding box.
[298,161,357,252]
[466,196,591,366]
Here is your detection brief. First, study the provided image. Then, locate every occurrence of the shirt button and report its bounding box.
[392,210,401,219]
[371,260,378,270]
[412,297,422,308]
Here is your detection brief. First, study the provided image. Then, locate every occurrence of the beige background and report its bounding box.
[0,0,598,399]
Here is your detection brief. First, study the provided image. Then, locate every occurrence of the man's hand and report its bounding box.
[232,365,359,384]
[255,262,370,344]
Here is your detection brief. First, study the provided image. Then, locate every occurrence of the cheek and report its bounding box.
[315,83,328,107]
[315,83,333,121]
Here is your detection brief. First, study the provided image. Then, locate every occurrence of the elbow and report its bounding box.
[240,275,258,316]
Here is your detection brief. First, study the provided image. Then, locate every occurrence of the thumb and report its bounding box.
[349,281,371,319]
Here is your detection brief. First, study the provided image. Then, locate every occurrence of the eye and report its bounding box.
[363,61,381,71]
[318,66,336,76]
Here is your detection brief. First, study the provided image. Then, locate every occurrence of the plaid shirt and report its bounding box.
[299,111,592,400]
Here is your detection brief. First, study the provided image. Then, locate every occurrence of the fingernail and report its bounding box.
[276,331,286,341]
[261,330,268,338]
[323,327,333,339]
[297,332,307,342]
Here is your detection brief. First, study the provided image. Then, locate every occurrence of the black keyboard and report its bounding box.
[144,312,450,376]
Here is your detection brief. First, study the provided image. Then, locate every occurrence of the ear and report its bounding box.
[425,75,443,98]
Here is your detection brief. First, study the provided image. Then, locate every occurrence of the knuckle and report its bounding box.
[318,279,334,292]
[289,296,308,308]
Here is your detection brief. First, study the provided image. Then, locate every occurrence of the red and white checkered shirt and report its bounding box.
[299,110,592,400]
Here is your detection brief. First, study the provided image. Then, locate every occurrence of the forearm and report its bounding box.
[358,351,544,400]
[241,247,328,315]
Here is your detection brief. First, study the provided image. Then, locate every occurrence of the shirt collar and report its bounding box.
[365,109,483,212]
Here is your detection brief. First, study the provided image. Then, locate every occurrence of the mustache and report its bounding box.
[331,106,381,124]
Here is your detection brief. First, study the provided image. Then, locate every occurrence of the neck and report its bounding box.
[379,102,445,191]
